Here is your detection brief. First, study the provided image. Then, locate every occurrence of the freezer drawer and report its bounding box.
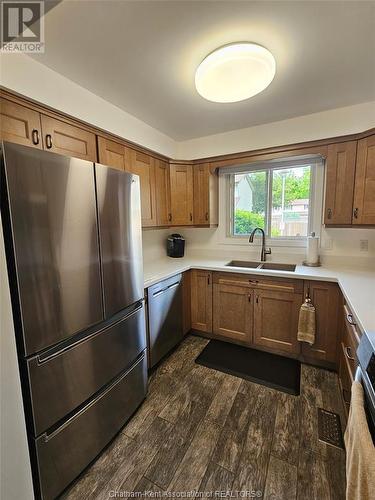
[35,351,147,500]
[148,273,183,367]
[28,303,146,436]
[1,142,103,356]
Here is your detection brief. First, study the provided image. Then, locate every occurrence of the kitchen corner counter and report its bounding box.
[143,253,375,336]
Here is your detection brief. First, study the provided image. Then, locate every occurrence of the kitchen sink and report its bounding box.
[226,260,261,268]
[225,260,296,272]
[259,262,296,272]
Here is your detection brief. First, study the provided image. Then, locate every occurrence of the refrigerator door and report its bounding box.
[95,164,143,317]
[1,143,103,356]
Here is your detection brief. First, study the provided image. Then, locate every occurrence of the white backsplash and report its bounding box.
[142,225,375,267]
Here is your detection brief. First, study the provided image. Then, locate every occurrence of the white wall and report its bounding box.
[0,53,176,158]
[0,216,34,500]
[176,101,375,159]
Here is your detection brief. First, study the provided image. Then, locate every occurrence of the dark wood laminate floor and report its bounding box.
[63,335,346,500]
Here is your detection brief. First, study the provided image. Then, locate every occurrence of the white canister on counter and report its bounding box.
[306,232,319,265]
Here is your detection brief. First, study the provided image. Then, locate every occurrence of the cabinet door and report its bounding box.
[169,163,193,225]
[324,141,357,224]
[302,281,340,364]
[129,150,157,227]
[253,290,301,355]
[353,135,375,225]
[213,283,252,344]
[41,115,97,161]
[98,136,130,171]
[155,159,171,226]
[191,270,212,332]
[193,163,209,224]
[0,98,42,149]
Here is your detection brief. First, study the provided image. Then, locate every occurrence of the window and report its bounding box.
[229,162,315,239]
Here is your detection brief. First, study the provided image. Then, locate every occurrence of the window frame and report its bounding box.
[219,158,324,248]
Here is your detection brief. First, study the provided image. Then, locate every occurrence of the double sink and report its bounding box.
[226,260,296,272]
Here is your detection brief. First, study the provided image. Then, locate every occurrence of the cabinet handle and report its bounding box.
[248,294,251,303]
[31,129,39,145]
[207,274,210,286]
[327,208,332,219]
[190,212,193,222]
[353,208,358,219]
[255,295,259,304]
[205,212,209,221]
[45,134,53,149]
[168,213,172,222]
[346,313,356,326]
[345,346,355,361]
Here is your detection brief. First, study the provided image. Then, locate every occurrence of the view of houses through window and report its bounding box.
[232,165,311,238]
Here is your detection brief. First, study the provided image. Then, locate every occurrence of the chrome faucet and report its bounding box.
[249,227,272,262]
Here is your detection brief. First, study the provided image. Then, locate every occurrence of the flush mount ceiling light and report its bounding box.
[195,42,276,103]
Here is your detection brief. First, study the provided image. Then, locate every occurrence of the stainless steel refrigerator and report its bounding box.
[1,142,148,499]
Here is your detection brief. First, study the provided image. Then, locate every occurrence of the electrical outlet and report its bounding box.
[360,239,369,252]
[323,238,333,250]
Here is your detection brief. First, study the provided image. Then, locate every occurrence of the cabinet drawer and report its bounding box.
[35,352,147,500]
[338,342,353,414]
[213,272,303,294]
[342,305,360,378]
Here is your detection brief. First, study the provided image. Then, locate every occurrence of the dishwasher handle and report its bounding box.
[152,280,181,298]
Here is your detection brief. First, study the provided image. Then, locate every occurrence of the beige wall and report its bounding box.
[0,216,34,500]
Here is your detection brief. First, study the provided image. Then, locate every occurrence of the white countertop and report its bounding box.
[143,251,375,336]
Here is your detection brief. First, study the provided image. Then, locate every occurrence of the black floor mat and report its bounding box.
[195,339,301,395]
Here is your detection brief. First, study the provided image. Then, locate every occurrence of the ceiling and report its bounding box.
[31,1,375,141]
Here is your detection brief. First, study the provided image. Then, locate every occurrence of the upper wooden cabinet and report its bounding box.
[169,163,194,226]
[324,141,357,225]
[97,136,130,171]
[155,159,171,226]
[41,115,97,161]
[193,164,218,226]
[191,270,212,333]
[302,281,340,365]
[0,98,42,149]
[129,150,157,227]
[253,289,301,356]
[353,135,375,225]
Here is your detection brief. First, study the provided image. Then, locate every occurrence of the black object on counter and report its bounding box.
[167,233,185,258]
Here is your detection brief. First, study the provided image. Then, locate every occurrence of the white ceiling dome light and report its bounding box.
[195,42,276,103]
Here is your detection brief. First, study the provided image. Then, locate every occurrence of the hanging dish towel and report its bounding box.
[344,381,375,500]
[297,296,316,345]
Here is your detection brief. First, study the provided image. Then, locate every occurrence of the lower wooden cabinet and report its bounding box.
[338,342,353,415]
[191,270,212,333]
[213,283,253,344]
[253,289,301,356]
[301,281,340,364]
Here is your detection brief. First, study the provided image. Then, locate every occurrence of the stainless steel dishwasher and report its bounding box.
[148,273,183,368]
